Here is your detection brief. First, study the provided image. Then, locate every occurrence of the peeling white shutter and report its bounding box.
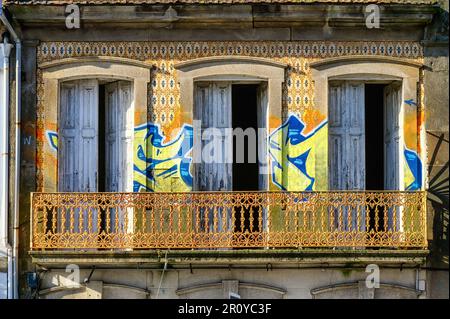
[257,83,269,191]
[59,80,99,192]
[78,80,99,192]
[194,82,233,191]
[105,81,134,235]
[105,81,134,192]
[384,83,402,191]
[328,81,365,191]
[257,83,269,232]
[118,82,134,192]
[59,80,99,234]
[194,82,211,191]
[59,82,79,192]
[384,83,403,231]
[194,82,232,233]
[328,81,366,232]
[105,82,119,192]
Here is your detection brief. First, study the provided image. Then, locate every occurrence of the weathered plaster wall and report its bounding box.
[17,41,39,299]
[423,0,449,299]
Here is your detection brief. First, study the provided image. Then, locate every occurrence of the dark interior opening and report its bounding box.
[232,84,260,233]
[98,84,107,235]
[232,84,259,191]
[365,84,385,190]
[365,83,386,233]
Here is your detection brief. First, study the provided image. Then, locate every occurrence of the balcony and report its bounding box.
[30,191,427,250]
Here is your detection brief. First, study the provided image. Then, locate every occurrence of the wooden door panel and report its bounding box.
[328,81,365,191]
[194,82,233,191]
[384,83,402,191]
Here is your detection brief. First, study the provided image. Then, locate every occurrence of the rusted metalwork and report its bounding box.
[30,191,427,249]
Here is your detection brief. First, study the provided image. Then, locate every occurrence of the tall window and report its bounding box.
[328,80,402,191]
[58,79,134,192]
[328,80,403,232]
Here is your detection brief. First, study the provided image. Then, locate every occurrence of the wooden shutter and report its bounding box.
[59,82,79,192]
[194,82,233,191]
[257,82,269,191]
[118,82,134,192]
[59,80,99,234]
[105,81,134,235]
[105,82,119,192]
[384,82,402,190]
[328,81,366,232]
[328,81,365,191]
[384,82,403,231]
[105,81,134,192]
[59,80,99,192]
[78,80,99,192]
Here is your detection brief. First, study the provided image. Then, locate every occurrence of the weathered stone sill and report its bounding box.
[30,248,429,268]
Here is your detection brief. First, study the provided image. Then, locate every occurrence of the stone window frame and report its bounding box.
[175,56,287,191]
[40,56,152,191]
[310,56,425,190]
[311,281,423,299]
[175,56,287,130]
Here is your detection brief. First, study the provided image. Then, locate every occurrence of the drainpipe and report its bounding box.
[1,8,22,299]
[1,34,13,300]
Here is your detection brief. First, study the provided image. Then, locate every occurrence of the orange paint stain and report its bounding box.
[268,116,282,134]
[301,109,327,135]
[403,112,418,151]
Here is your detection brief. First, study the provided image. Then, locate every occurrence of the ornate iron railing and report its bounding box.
[30,191,427,249]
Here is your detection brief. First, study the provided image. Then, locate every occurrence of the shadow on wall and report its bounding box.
[424,0,449,269]
[427,131,449,267]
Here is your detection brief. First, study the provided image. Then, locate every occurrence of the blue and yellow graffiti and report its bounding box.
[268,114,328,191]
[267,115,423,191]
[46,125,194,192]
[46,131,58,151]
[46,116,422,192]
[133,123,193,192]
[404,148,422,191]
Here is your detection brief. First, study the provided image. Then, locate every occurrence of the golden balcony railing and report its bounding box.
[30,191,427,250]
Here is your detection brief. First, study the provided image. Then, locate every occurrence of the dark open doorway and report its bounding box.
[232,84,260,234]
[98,83,107,236]
[98,84,106,192]
[365,83,386,233]
[365,84,385,191]
[232,84,259,191]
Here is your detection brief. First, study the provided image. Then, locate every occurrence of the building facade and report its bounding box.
[0,0,448,299]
